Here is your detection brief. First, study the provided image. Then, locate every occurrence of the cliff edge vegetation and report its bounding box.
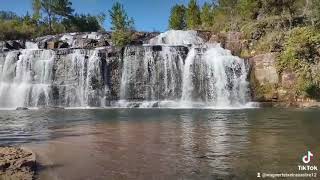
[167,0,320,105]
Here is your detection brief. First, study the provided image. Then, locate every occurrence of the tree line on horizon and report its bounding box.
[169,0,320,32]
[0,0,134,46]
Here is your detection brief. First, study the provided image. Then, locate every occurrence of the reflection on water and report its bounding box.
[0,108,320,179]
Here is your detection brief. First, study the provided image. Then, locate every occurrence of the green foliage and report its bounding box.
[238,0,260,20]
[52,0,74,17]
[278,27,320,97]
[109,2,134,47]
[111,30,132,47]
[62,14,101,32]
[0,18,37,40]
[210,8,231,32]
[260,0,296,16]
[169,4,186,30]
[109,2,134,31]
[0,11,19,20]
[296,77,320,98]
[311,0,320,26]
[218,0,242,31]
[0,0,104,40]
[278,27,320,72]
[200,2,214,30]
[41,0,74,32]
[186,0,201,29]
[254,30,285,54]
[32,0,42,21]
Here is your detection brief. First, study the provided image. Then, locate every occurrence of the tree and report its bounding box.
[52,0,74,18]
[238,0,260,20]
[169,4,186,30]
[32,0,42,21]
[41,0,74,33]
[0,11,19,20]
[186,0,201,29]
[62,14,102,32]
[200,2,214,30]
[260,0,297,17]
[109,2,134,46]
[310,0,320,26]
[213,0,241,31]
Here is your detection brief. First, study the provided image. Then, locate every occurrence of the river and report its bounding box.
[0,108,319,179]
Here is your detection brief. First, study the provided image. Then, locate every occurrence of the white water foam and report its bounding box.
[0,50,54,108]
[25,42,39,49]
[148,30,204,45]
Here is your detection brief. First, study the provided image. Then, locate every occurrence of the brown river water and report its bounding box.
[0,108,319,179]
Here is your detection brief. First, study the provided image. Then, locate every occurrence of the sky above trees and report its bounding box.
[0,0,208,31]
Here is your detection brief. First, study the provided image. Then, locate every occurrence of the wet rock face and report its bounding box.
[50,47,123,106]
[0,40,25,51]
[0,147,36,180]
[34,31,159,50]
[120,45,189,101]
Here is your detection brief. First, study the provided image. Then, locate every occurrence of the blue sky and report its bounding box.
[0,0,208,32]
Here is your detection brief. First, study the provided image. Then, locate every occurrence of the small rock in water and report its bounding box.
[16,107,29,111]
[152,102,160,108]
[129,103,140,108]
[0,147,36,180]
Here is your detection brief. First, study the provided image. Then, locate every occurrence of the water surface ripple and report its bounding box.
[0,108,319,179]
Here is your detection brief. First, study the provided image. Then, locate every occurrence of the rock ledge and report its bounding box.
[0,147,36,180]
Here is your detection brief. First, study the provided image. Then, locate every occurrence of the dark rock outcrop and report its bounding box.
[16,107,29,111]
[0,40,25,51]
[33,31,159,50]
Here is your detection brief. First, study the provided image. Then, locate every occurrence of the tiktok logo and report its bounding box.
[302,151,313,164]
[298,151,317,171]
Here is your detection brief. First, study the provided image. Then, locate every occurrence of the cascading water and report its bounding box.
[0,48,107,108]
[120,46,185,100]
[0,50,54,108]
[181,47,196,102]
[56,49,107,107]
[119,30,251,108]
[0,30,252,109]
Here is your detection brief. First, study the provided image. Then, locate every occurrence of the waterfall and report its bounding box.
[60,49,106,107]
[25,42,39,49]
[0,49,107,108]
[118,30,251,108]
[181,47,196,102]
[0,50,54,108]
[176,44,250,107]
[0,30,252,109]
[119,46,185,101]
